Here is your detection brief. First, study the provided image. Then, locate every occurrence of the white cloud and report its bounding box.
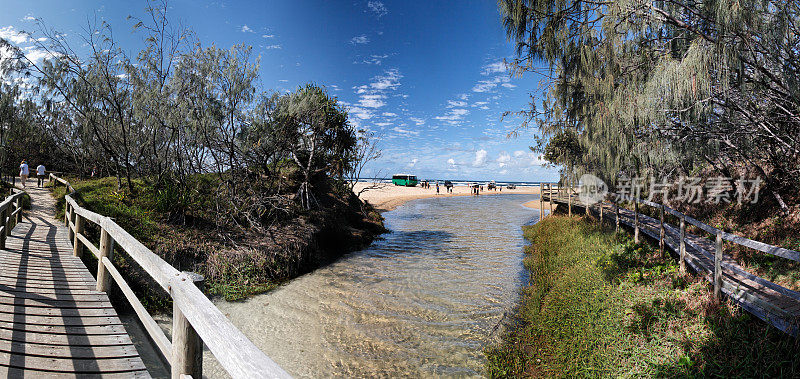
[349,106,375,120]
[409,117,425,125]
[360,54,388,65]
[240,25,254,33]
[24,47,57,64]
[472,75,511,93]
[497,152,511,167]
[0,26,29,45]
[482,61,506,75]
[393,127,419,136]
[21,15,36,22]
[513,150,527,158]
[359,94,386,108]
[447,158,456,165]
[262,34,274,38]
[264,44,282,49]
[458,93,469,101]
[435,108,469,124]
[447,100,468,108]
[473,149,487,167]
[382,112,397,117]
[346,69,403,123]
[350,35,369,45]
[501,83,516,89]
[407,158,418,168]
[369,69,401,90]
[367,1,388,17]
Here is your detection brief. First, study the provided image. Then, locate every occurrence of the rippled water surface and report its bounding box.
[206,194,541,378]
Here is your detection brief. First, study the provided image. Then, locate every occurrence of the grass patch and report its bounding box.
[486,215,799,378]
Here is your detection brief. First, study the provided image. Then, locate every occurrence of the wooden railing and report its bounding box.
[539,183,800,318]
[50,174,290,379]
[0,189,26,250]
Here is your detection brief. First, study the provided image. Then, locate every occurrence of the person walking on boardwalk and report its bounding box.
[19,160,29,188]
[36,163,46,187]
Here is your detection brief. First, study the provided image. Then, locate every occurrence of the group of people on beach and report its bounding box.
[18,160,47,188]
[421,180,454,194]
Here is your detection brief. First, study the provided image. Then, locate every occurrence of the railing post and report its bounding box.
[73,214,84,257]
[64,202,70,227]
[714,230,723,301]
[599,201,603,222]
[172,273,205,379]
[659,204,665,256]
[96,228,114,292]
[568,182,572,217]
[15,197,22,223]
[539,183,544,219]
[67,206,76,242]
[5,206,11,238]
[679,215,686,273]
[548,184,553,214]
[0,207,6,250]
[634,198,640,243]
[615,201,620,232]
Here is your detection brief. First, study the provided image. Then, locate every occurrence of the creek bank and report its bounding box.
[485,215,799,377]
[51,176,386,310]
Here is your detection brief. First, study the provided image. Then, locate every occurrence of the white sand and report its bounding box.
[352,182,541,212]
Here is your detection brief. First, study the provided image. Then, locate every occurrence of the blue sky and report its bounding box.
[0,0,559,182]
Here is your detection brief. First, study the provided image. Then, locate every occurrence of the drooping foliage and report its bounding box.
[500,0,800,209]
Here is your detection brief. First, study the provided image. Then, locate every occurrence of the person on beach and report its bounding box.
[36,163,46,187]
[19,160,29,188]
[436,181,440,194]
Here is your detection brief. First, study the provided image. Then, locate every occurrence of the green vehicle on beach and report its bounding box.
[392,174,419,187]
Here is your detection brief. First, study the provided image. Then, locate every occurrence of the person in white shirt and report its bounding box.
[19,161,29,188]
[36,164,46,188]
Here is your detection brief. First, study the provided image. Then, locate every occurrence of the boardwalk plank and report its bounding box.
[0,184,150,377]
[0,353,147,373]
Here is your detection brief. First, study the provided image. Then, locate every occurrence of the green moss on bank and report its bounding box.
[486,216,799,378]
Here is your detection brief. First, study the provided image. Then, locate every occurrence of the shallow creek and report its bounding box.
[137,193,543,378]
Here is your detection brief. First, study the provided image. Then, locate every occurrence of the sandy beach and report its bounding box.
[353,182,542,212]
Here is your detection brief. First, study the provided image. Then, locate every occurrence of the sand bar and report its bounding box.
[353,182,542,212]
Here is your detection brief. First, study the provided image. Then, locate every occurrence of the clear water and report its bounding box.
[204,194,541,378]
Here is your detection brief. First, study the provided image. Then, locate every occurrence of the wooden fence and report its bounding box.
[539,182,800,334]
[50,174,290,379]
[0,190,25,251]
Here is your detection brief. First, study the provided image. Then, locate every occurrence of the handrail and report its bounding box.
[631,196,800,262]
[541,184,800,321]
[50,174,290,379]
[541,187,800,263]
[0,189,26,250]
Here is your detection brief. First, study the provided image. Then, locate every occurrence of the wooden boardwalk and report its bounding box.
[0,183,149,377]
[542,189,800,336]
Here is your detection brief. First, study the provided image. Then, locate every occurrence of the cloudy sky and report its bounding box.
[0,0,559,182]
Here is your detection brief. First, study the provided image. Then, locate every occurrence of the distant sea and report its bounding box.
[355,177,544,187]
